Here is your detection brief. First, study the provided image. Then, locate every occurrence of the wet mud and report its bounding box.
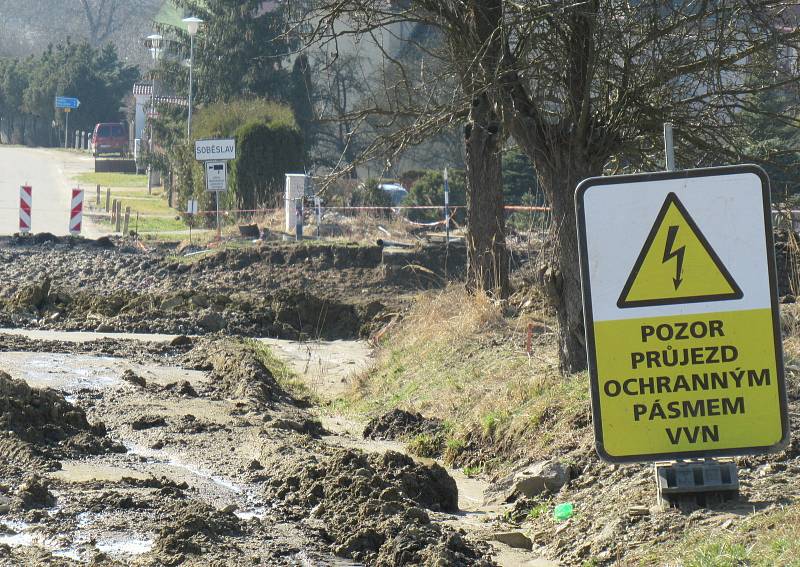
[0,336,497,566]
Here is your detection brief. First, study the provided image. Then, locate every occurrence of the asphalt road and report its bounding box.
[0,147,96,236]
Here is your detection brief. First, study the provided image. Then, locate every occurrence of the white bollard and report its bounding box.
[69,189,84,235]
[19,186,32,234]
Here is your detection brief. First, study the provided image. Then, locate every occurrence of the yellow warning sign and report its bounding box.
[618,193,742,308]
[575,165,789,463]
[594,309,783,458]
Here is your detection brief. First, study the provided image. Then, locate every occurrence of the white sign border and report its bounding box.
[195,138,236,161]
[575,164,789,463]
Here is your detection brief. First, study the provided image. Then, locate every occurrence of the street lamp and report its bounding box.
[144,34,164,119]
[144,34,163,196]
[183,17,203,139]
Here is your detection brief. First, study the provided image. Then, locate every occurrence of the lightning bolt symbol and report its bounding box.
[662,225,685,290]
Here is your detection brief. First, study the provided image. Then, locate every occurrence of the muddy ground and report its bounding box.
[0,334,513,566]
[3,233,795,567]
[0,236,469,340]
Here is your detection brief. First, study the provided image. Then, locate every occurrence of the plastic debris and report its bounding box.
[553,502,574,521]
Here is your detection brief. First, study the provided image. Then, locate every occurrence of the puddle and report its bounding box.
[1,511,155,562]
[0,328,178,343]
[96,537,154,556]
[124,441,243,494]
[0,352,120,392]
[0,520,35,547]
[51,547,83,560]
[0,351,208,394]
[51,462,152,484]
[258,338,372,398]
[235,507,268,521]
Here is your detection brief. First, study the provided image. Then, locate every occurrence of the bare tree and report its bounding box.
[0,1,162,63]
[79,0,160,46]
[292,0,800,373]
[496,1,800,371]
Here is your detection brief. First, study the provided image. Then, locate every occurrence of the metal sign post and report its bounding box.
[187,199,198,244]
[55,97,80,149]
[664,123,676,172]
[314,196,322,239]
[64,109,69,149]
[443,167,450,245]
[204,161,227,241]
[295,198,303,241]
[216,192,221,240]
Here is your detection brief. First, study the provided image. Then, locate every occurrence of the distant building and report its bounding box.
[132,81,187,140]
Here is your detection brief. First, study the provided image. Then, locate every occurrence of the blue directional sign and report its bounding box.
[55,97,80,109]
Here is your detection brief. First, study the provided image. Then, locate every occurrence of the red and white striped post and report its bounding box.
[69,188,84,235]
[19,186,32,234]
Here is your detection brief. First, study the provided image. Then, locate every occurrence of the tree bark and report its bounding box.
[533,151,604,374]
[464,92,509,298]
[540,167,587,373]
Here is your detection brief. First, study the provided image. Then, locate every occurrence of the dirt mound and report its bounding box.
[153,501,241,565]
[494,373,800,565]
[0,371,105,445]
[0,372,122,475]
[194,242,384,271]
[363,409,443,441]
[14,475,56,510]
[267,447,493,565]
[180,339,285,405]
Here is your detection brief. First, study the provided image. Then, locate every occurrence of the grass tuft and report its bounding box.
[247,339,315,400]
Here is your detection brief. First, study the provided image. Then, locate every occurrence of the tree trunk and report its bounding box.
[464,93,509,298]
[536,155,603,374]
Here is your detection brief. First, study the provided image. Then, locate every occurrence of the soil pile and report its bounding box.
[363,409,444,441]
[0,371,109,447]
[181,339,284,404]
[0,238,427,339]
[267,447,494,565]
[153,501,242,566]
[0,370,121,487]
[492,371,800,566]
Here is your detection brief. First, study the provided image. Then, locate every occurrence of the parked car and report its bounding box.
[378,183,408,206]
[92,123,128,157]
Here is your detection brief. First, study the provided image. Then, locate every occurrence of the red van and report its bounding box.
[92,123,128,157]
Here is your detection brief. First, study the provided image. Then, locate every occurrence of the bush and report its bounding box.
[191,99,296,139]
[233,120,304,210]
[404,169,465,222]
[172,99,304,213]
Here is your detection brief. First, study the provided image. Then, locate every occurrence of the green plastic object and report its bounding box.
[553,502,574,521]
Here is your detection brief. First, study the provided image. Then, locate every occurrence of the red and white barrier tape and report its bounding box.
[181,204,550,216]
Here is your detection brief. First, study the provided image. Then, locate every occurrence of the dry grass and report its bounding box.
[652,503,800,567]
[350,286,591,472]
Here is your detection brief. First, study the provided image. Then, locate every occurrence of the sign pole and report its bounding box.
[664,123,675,172]
[64,109,70,149]
[443,167,450,245]
[216,191,221,241]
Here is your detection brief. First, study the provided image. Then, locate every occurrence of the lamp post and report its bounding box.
[183,17,203,140]
[144,34,163,195]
